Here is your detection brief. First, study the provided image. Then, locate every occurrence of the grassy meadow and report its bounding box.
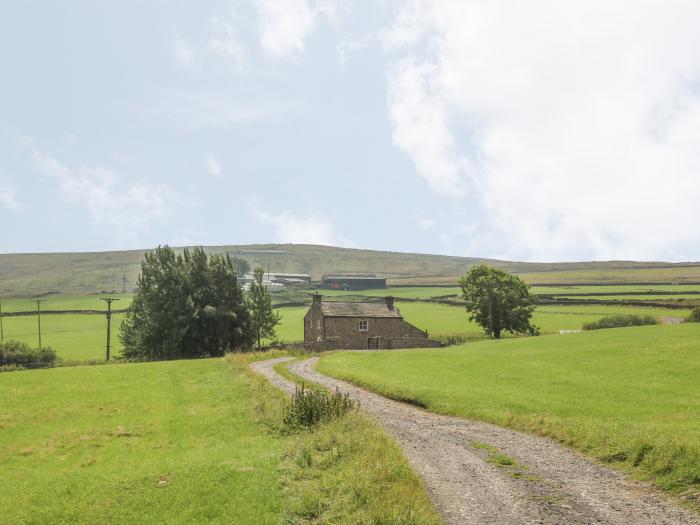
[532,284,700,295]
[0,358,286,524]
[1,313,125,361]
[317,323,700,505]
[0,354,440,524]
[0,294,133,313]
[0,292,692,360]
[315,286,461,299]
[269,301,692,344]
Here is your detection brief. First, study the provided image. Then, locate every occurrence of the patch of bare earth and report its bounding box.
[251,356,699,525]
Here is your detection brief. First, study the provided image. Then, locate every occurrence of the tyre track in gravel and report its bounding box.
[251,356,699,525]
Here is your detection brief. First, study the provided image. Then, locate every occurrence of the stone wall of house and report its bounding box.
[322,316,430,349]
[304,300,325,342]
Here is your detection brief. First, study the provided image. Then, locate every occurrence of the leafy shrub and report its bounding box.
[282,384,355,432]
[686,307,700,323]
[0,340,57,370]
[583,314,658,331]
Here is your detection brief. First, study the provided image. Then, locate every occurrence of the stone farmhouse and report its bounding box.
[304,293,442,349]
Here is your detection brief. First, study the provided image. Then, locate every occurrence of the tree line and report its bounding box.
[119,246,279,360]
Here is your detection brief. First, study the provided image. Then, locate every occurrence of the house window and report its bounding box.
[359,320,368,332]
[317,320,321,330]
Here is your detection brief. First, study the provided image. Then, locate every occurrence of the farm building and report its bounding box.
[322,275,386,290]
[304,293,441,349]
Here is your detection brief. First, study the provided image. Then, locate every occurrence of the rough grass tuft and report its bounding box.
[282,384,355,432]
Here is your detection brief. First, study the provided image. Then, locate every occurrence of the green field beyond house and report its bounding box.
[0,359,285,524]
[0,289,693,359]
[317,324,700,503]
[1,313,125,361]
[269,302,692,345]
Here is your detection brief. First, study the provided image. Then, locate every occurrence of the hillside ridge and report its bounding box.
[1,243,699,296]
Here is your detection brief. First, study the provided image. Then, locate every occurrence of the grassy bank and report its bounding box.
[317,324,700,507]
[1,353,441,523]
[231,353,441,524]
[0,313,125,361]
[0,358,286,524]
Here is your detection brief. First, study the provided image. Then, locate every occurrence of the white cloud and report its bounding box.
[336,33,374,68]
[416,212,435,230]
[204,152,221,176]
[387,57,466,198]
[256,0,317,61]
[209,14,245,64]
[250,198,354,247]
[0,178,19,211]
[172,31,194,66]
[385,1,700,261]
[32,151,175,239]
[138,91,288,128]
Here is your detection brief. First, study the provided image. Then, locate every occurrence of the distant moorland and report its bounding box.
[1,244,699,296]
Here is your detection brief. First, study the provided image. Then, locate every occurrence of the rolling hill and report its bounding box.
[1,244,699,297]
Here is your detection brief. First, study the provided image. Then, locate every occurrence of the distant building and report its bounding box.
[242,280,287,293]
[240,272,310,287]
[304,293,441,349]
[322,275,386,291]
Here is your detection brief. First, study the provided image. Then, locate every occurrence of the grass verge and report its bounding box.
[316,324,700,511]
[252,355,441,525]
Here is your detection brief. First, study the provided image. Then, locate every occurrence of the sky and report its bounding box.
[1,1,700,262]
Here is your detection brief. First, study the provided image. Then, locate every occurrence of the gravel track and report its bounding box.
[251,356,698,525]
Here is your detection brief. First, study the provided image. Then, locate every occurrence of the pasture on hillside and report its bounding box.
[317,323,700,505]
[0,356,441,524]
[0,359,285,524]
[0,294,133,313]
[0,313,125,361]
[269,302,693,344]
[0,294,692,360]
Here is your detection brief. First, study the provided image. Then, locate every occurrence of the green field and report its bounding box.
[0,355,441,524]
[398,302,691,337]
[1,313,125,361]
[558,295,700,302]
[1,300,691,360]
[532,284,700,295]
[317,324,700,503]
[315,287,461,299]
[0,294,133,313]
[0,359,286,524]
[519,266,700,285]
[271,302,692,344]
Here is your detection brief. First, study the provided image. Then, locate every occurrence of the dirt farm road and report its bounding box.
[252,356,698,525]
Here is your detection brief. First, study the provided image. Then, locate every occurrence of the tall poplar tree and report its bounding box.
[246,267,281,349]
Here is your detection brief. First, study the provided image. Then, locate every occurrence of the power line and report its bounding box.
[0,298,4,343]
[34,299,47,348]
[100,297,120,361]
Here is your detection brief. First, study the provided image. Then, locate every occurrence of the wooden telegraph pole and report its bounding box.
[35,299,47,348]
[100,297,120,361]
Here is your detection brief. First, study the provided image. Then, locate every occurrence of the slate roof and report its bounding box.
[319,301,402,318]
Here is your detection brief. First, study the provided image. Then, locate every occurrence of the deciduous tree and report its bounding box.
[120,246,252,359]
[458,265,539,339]
[246,267,281,349]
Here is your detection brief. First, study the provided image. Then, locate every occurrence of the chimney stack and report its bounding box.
[313,292,322,305]
[385,296,394,310]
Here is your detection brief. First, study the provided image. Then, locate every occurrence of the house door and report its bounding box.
[367,337,380,349]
